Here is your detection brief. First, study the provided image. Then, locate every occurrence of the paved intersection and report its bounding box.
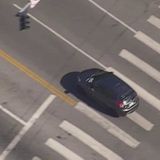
[0,0,160,160]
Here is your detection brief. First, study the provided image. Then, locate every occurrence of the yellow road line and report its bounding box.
[0,49,77,106]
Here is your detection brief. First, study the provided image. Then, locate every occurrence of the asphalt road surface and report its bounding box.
[0,0,160,160]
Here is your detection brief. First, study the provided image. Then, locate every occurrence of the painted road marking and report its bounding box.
[60,120,123,160]
[0,50,76,106]
[14,2,136,35]
[32,157,42,160]
[0,105,26,125]
[13,3,160,97]
[75,102,140,148]
[2,5,158,125]
[107,67,160,112]
[0,95,55,160]
[127,112,154,131]
[134,31,160,55]
[12,4,160,86]
[46,139,85,160]
[11,0,160,136]
[13,3,106,69]
[119,49,160,83]
[88,0,136,33]
[147,15,160,29]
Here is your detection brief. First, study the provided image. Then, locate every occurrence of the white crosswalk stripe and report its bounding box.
[147,15,160,29]
[127,112,154,131]
[75,102,140,148]
[0,95,56,160]
[119,49,160,83]
[134,31,160,55]
[60,120,124,160]
[106,67,160,112]
[45,138,85,160]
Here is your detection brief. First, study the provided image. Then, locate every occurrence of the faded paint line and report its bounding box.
[134,31,160,55]
[88,0,137,33]
[60,120,124,160]
[147,15,160,29]
[76,102,140,148]
[119,49,160,83]
[0,49,77,106]
[0,95,55,160]
[0,105,26,125]
[46,138,85,160]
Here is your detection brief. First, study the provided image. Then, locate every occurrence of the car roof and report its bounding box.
[94,73,133,98]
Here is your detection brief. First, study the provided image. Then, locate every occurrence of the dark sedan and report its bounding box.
[77,68,139,116]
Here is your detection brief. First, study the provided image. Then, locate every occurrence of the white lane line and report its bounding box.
[134,31,160,55]
[88,0,136,33]
[13,3,106,69]
[0,95,55,160]
[60,120,123,160]
[14,1,137,35]
[45,138,85,160]
[75,102,140,148]
[127,112,154,131]
[119,49,160,83]
[147,15,160,29]
[32,157,42,160]
[107,67,160,112]
[0,105,26,125]
[13,4,160,113]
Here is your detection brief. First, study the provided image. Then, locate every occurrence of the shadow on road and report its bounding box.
[60,71,118,117]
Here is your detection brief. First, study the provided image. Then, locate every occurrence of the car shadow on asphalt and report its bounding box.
[60,71,118,118]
